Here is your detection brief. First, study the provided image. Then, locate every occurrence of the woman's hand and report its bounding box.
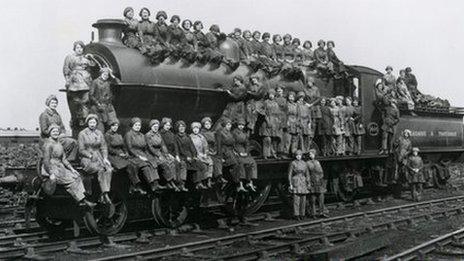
[49,174,56,181]
[139,155,148,161]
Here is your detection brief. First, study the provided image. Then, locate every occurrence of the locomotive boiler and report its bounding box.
[2,18,464,237]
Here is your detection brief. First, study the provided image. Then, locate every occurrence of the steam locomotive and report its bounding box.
[2,18,463,237]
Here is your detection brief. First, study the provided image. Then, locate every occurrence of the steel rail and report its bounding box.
[90,195,464,261]
[384,226,464,261]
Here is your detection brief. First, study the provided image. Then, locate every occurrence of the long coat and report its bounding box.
[232,128,258,180]
[63,53,94,92]
[319,106,333,135]
[123,17,140,48]
[145,130,176,181]
[124,129,154,168]
[160,129,179,157]
[297,103,313,136]
[89,77,117,130]
[259,99,283,137]
[217,128,238,167]
[39,108,78,159]
[381,105,400,134]
[407,155,424,183]
[201,128,223,177]
[105,130,130,170]
[78,127,112,174]
[286,102,299,134]
[245,83,265,131]
[288,160,310,194]
[42,138,85,201]
[307,159,326,193]
[329,106,344,135]
[394,136,412,165]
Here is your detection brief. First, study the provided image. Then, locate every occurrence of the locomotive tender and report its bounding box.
[2,18,464,237]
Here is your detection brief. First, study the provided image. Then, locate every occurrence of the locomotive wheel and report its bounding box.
[84,192,128,235]
[275,182,293,218]
[152,192,188,228]
[432,164,448,189]
[337,179,358,202]
[220,180,271,217]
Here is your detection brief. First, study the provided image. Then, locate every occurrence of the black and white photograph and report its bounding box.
[1,0,464,260]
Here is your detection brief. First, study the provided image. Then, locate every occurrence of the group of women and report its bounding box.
[121,7,346,78]
[221,75,365,159]
[39,93,263,207]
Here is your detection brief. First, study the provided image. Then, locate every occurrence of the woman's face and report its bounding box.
[330,100,336,107]
[269,93,275,100]
[192,126,200,134]
[328,42,334,49]
[321,99,326,106]
[244,32,252,40]
[74,44,84,55]
[309,152,315,159]
[251,78,259,85]
[274,36,282,44]
[345,99,352,106]
[50,128,60,139]
[49,100,58,110]
[263,36,270,42]
[413,151,418,156]
[352,100,358,106]
[110,123,119,132]
[101,71,109,81]
[204,121,212,130]
[163,122,171,131]
[284,37,291,45]
[277,88,283,96]
[233,78,241,86]
[253,33,261,41]
[238,124,244,130]
[318,42,325,48]
[194,23,203,31]
[88,119,97,129]
[400,71,406,77]
[151,123,159,132]
[141,9,149,19]
[126,9,134,19]
[225,123,232,130]
[303,42,311,49]
[172,19,179,26]
[296,154,302,160]
[183,21,191,30]
[178,125,186,133]
[292,41,300,47]
[288,94,295,102]
[158,16,165,23]
[132,122,141,132]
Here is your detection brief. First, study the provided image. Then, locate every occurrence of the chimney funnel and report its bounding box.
[92,19,126,44]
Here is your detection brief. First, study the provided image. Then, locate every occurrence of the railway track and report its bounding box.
[83,195,464,261]
[385,226,464,260]
[0,192,459,260]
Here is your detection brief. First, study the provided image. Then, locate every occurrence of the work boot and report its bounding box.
[205,178,213,189]
[178,182,189,192]
[167,181,180,192]
[151,181,166,192]
[195,182,207,190]
[80,199,96,208]
[130,184,147,195]
[246,182,257,192]
[237,183,247,193]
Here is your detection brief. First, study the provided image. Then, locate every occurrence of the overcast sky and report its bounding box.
[1,0,463,129]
